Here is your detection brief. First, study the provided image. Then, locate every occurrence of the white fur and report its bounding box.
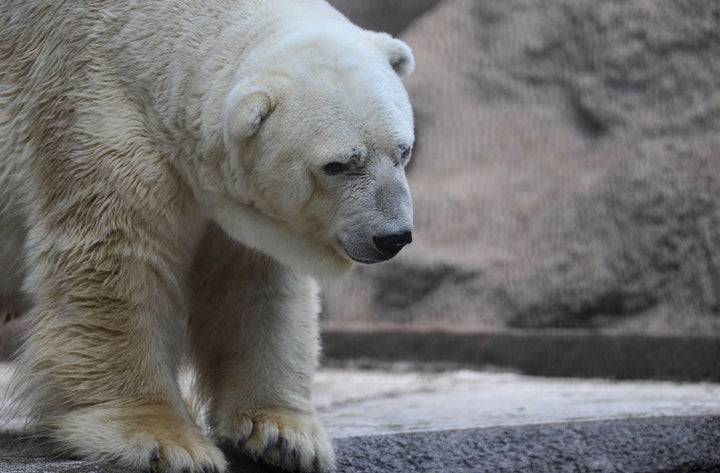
[0,1,414,472]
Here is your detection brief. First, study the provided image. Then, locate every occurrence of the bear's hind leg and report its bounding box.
[188,224,334,472]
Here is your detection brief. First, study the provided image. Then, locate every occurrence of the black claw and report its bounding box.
[151,447,161,463]
[264,437,277,453]
[223,437,244,449]
[314,456,334,473]
[277,438,289,464]
[202,465,214,473]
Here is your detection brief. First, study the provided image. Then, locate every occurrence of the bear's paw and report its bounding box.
[217,408,335,472]
[51,404,227,473]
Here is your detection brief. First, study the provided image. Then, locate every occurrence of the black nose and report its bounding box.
[373,231,413,258]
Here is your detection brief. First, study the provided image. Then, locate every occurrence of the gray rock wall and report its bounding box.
[324,0,720,334]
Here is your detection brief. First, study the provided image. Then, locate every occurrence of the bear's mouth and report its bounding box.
[340,235,411,264]
[345,250,387,264]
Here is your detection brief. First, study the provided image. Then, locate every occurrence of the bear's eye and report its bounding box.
[322,161,349,176]
[399,144,412,162]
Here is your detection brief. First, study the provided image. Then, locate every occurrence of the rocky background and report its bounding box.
[324,0,720,334]
[1,0,719,359]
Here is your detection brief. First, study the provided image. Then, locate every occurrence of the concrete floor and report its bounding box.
[313,367,720,437]
[2,362,720,472]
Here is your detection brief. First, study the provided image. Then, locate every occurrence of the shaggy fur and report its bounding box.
[0,0,414,472]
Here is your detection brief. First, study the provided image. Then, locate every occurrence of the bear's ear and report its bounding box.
[223,83,272,145]
[368,33,415,77]
[385,38,415,77]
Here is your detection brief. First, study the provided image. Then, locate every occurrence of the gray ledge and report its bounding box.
[321,326,720,382]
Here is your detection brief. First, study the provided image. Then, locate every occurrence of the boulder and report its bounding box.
[327,0,441,36]
[323,0,720,334]
[2,0,718,338]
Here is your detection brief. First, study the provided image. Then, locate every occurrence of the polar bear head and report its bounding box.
[211,21,416,279]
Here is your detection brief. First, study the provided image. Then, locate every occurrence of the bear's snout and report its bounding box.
[373,231,413,259]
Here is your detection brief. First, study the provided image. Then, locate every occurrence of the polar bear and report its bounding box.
[0,1,415,472]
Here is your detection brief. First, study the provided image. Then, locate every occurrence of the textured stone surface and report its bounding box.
[3,1,719,348]
[3,361,720,471]
[333,416,720,473]
[327,0,440,36]
[323,0,720,334]
[3,416,720,473]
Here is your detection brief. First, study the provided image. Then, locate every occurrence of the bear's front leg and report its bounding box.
[15,170,226,472]
[189,225,334,472]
